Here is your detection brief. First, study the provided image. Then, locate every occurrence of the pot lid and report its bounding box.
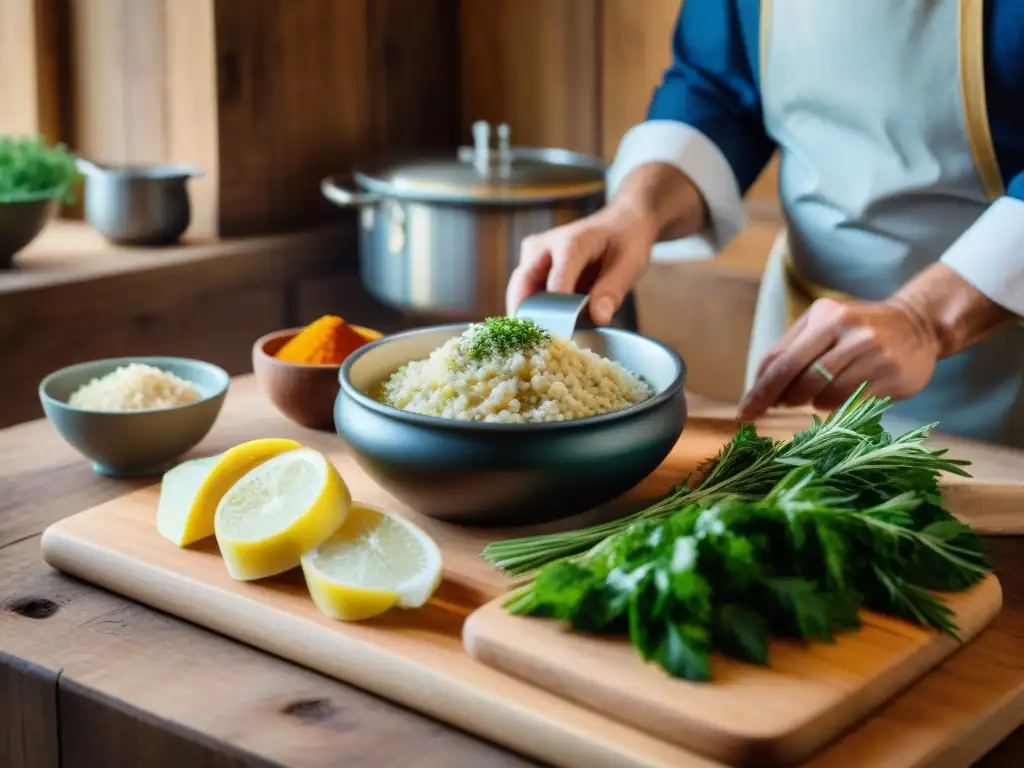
[353,121,607,205]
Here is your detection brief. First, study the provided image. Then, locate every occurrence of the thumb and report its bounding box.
[588,248,646,325]
[506,245,552,316]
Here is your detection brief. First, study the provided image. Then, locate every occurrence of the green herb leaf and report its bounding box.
[713,604,770,666]
[0,135,80,204]
[654,621,712,681]
[869,565,960,639]
[488,384,992,682]
[460,317,550,360]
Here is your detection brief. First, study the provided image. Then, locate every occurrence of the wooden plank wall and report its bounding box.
[210,0,457,237]
[62,0,460,238]
[0,0,67,141]
[460,0,780,216]
[459,0,601,154]
[9,0,779,238]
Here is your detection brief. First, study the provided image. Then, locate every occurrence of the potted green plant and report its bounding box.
[0,134,80,269]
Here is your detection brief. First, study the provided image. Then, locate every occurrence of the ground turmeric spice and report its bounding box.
[274,315,374,365]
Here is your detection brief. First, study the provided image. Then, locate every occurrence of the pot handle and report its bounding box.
[321,175,381,208]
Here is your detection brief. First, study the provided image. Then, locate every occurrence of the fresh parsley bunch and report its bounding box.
[505,466,991,682]
[0,135,80,205]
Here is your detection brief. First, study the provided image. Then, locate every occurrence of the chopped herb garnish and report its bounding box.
[485,384,993,681]
[461,317,550,360]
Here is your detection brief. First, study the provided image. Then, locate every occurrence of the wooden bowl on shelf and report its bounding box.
[252,325,382,431]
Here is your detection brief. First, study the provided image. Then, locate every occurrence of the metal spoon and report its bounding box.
[514,292,591,339]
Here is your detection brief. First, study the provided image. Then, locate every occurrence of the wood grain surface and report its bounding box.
[211,0,460,237]
[40,489,1007,768]
[465,578,1002,766]
[458,0,782,216]
[57,0,460,238]
[598,0,679,160]
[3,376,1023,767]
[0,0,66,142]
[460,0,601,154]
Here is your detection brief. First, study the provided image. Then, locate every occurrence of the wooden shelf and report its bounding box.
[0,220,369,428]
[0,219,346,294]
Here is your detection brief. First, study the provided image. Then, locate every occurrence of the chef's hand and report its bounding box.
[737,298,940,420]
[506,162,708,325]
[505,204,657,326]
[737,263,1017,421]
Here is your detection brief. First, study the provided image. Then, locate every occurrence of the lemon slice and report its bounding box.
[156,438,303,547]
[301,503,443,621]
[214,447,350,581]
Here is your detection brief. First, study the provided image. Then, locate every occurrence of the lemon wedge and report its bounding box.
[214,447,350,581]
[157,438,303,547]
[301,503,443,621]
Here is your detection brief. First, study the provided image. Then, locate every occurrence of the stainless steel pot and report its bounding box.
[321,121,607,318]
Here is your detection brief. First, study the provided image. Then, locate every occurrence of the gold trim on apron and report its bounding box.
[781,251,850,324]
[759,0,774,96]
[958,0,1005,201]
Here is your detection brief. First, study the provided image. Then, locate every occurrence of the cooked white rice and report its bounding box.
[380,323,653,423]
[68,362,202,412]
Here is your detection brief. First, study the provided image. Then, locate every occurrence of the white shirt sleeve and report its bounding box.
[606,120,748,263]
[940,196,1024,317]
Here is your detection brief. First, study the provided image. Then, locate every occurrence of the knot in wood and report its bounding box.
[6,597,59,619]
[280,698,336,723]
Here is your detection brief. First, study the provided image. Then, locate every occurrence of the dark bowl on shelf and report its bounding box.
[0,198,57,269]
[334,324,688,526]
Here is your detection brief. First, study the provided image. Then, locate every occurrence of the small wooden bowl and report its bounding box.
[252,325,382,431]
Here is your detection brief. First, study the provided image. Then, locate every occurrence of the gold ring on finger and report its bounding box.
[810,360,834,384]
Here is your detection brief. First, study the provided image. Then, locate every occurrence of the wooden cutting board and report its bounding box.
[39,422,1024,768]
[464,579,1002,767]
[934,476,1024,535]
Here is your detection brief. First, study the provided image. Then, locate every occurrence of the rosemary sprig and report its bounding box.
[482,384,971,577]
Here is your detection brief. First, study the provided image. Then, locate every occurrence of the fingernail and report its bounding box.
[593,297,615,325]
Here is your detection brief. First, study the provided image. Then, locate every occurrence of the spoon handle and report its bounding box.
[515,292,591,339]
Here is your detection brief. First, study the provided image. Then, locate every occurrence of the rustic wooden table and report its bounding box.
[2,376,1022,767]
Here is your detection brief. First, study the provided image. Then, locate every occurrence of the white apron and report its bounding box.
[747,0,1024,447]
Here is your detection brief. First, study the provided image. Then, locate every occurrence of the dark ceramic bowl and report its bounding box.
[39,356,229,477]
[0,198,57,269]
[335,324,687,525]
[253,326,382,430]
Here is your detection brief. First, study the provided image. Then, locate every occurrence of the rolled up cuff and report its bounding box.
[607,120,747,262]
[941,197,1024,317]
